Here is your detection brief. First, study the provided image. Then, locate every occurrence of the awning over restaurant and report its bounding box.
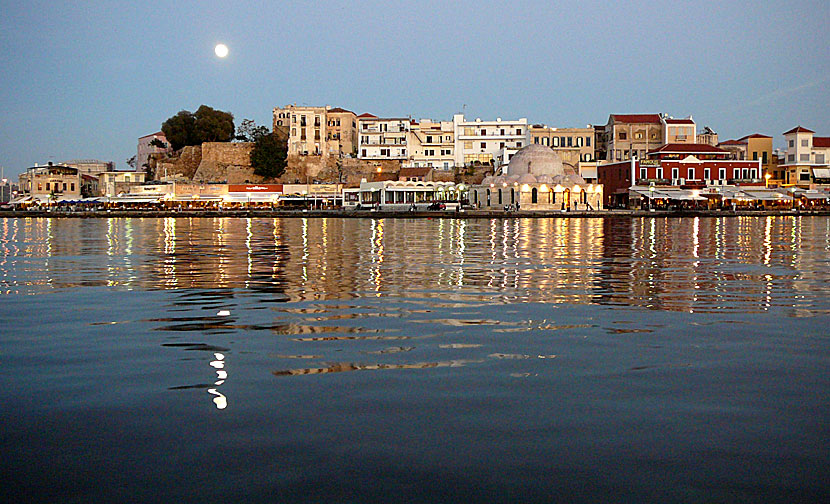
[630,187,706,201]
[811,168,830,179]
[222,193,280,203]
[171,195,223,202]
[108,195,165,203]
[8,196,33,205]
[738,191,791,201]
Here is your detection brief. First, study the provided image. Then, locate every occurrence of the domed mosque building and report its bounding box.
[470,144,603,210]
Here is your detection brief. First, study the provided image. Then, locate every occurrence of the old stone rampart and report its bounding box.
[192,142,260,184]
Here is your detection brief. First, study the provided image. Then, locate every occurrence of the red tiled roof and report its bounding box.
[813,137,830,148]
[784,126,815,135]
[357,113,378,119]
[718,139,747,146]
[328,107,354,114]
[610,114,662,124]
[664,118,695,124]
[648,143,727,154]
[399,167,431,178]
[738,133,772,140]
[139,132,165,139]
[371,172,398,182]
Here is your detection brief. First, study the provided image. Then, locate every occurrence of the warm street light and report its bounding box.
[765,172,771,188]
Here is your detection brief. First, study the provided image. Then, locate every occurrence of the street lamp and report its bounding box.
[765,172,771,188]
[648,182,655,210]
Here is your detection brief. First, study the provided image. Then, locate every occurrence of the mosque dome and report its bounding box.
[507,144,584,183]
[518,173,538,184]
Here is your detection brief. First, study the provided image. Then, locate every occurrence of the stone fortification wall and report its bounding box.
[280,155,401,184]
[153,145,202,180]
[192,142,260,184]
[453,165,490,186]
[156,142,422,185]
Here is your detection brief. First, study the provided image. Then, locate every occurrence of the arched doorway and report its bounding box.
[531,188,538,204]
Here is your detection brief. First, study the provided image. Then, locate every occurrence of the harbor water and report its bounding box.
[1,216,828,502]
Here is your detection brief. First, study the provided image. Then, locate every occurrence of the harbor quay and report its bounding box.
[1,207,826,220]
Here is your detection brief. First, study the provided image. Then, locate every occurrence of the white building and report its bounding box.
[342,180,462,210]
[452,114,528,167]
[407,119,455,170]
[357,113,410,160]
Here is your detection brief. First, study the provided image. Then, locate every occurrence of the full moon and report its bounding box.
[214,44,229,58]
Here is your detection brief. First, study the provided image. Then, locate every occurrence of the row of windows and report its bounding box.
[38,182,75,192]
[668,126,693,137]
[638,167,759,180]
[789,139,811,148]
[360,136,406,145]
[424,135,452,143]
[361,123,407,132]
[462,127,523,136]
[615,149,646,161]
[618,131,659,141]
[462,141,523,150]
[423,149,452,156]
[360,148,407,157]
[533,136,591,148]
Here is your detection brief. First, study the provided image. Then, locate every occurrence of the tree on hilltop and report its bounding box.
[161,105,235,150]
[235,118,270,142]
[250,132,288,179]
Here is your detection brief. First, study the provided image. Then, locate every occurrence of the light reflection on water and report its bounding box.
[2,216,829,314]
[2,216,830,501]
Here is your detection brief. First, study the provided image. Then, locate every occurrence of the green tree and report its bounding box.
[250,133,288,179]
[148,138,167,149]
[235,118,270,142]
[126,155,136,169]
[161,105,234,150]
[161,110,197,150]
[194,105,234,143]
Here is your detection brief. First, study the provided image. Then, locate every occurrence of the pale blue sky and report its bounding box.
[1,0,828,178]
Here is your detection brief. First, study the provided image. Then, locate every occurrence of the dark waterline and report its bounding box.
[1,216,828,503]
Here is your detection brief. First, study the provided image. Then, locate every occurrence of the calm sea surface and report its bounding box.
[1,216,829,502]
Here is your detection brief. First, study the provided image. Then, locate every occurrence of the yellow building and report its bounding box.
[325,108,358,157]
[601,114,664,162]
[662,116,696,144]
[20,163,82,201]
[781,126,830,187]
[273,105,356,158]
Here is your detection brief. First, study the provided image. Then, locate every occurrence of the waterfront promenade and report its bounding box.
[0,208,825,219]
